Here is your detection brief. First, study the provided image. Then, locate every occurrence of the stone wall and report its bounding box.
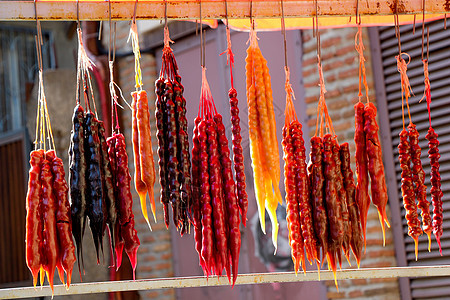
[301,28,400,300]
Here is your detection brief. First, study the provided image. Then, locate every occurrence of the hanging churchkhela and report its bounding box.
[155,25,192,233]
[107,22,140,277]
[282,69,318,275]
[279,10,318,275]
[421,25,440,253]
[191,26,241,285]
[69,27,133,276]
[221,16,248,226]
[129,19,157,229]
[245,25,281,250]
[354,23,390,249]
[305,30,363,287]
[394,18,432,259]
[26,26,76,293]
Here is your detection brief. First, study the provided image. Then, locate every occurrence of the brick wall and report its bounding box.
[301,28,401,300]
[112,22,176,300]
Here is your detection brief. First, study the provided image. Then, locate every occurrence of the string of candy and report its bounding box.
[355,24,370,104]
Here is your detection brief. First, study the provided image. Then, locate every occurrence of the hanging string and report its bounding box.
[355,24,370,103]
[421,0,426,61]
[284,67,297,125]
[395,9,413,129]
[396,52,413,129]
[128,1,143,91]
[420,26,432,128]
[249,0,254,30]
[281,0,296,126]
[33,1,42,149]
[219,0,235,89]
[34,0,55,152]
[76,0,80,29]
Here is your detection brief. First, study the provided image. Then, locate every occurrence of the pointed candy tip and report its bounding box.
[148,190,157,223]
[426,232,432,252]
[436,236,442,256]
[414,237,419,261]
[57,267,65,285]
[66,270,73,290]
[377,210,387,247]
[126,246,139,280]
[46,271,55,296]
[40,267,45,287]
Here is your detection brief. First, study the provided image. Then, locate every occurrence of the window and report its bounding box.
[370,20,450,299]
[0,24,54,286]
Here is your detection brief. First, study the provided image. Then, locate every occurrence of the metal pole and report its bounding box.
[1,266,450,299]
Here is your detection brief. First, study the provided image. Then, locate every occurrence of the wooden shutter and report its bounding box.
[0,130,29,285]
[376,20,450,299]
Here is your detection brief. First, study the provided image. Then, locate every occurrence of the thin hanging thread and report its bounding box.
[220,0,235,89]
[128,1,143,91]
[34,0,55,152]
[395,11,413,129]
[355,24,370,103]
[281,0,296,125]
[420,26,432,128]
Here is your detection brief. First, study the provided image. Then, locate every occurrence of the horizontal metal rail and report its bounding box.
[1,265,450,299]
[0,0,449,21]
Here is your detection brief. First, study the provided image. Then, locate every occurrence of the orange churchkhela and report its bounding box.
[245,26,281,251]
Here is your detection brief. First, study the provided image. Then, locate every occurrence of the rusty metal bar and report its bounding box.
[1,265,450,299]
[1,0,450,21]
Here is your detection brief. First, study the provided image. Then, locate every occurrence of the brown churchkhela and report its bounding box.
[308,137,327,264]
[364,103,390,244]
[156,31,192,233]
[331,138,349,267]
[323,134,343,283]
[354,102,370,248]
[339,143,363,266]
